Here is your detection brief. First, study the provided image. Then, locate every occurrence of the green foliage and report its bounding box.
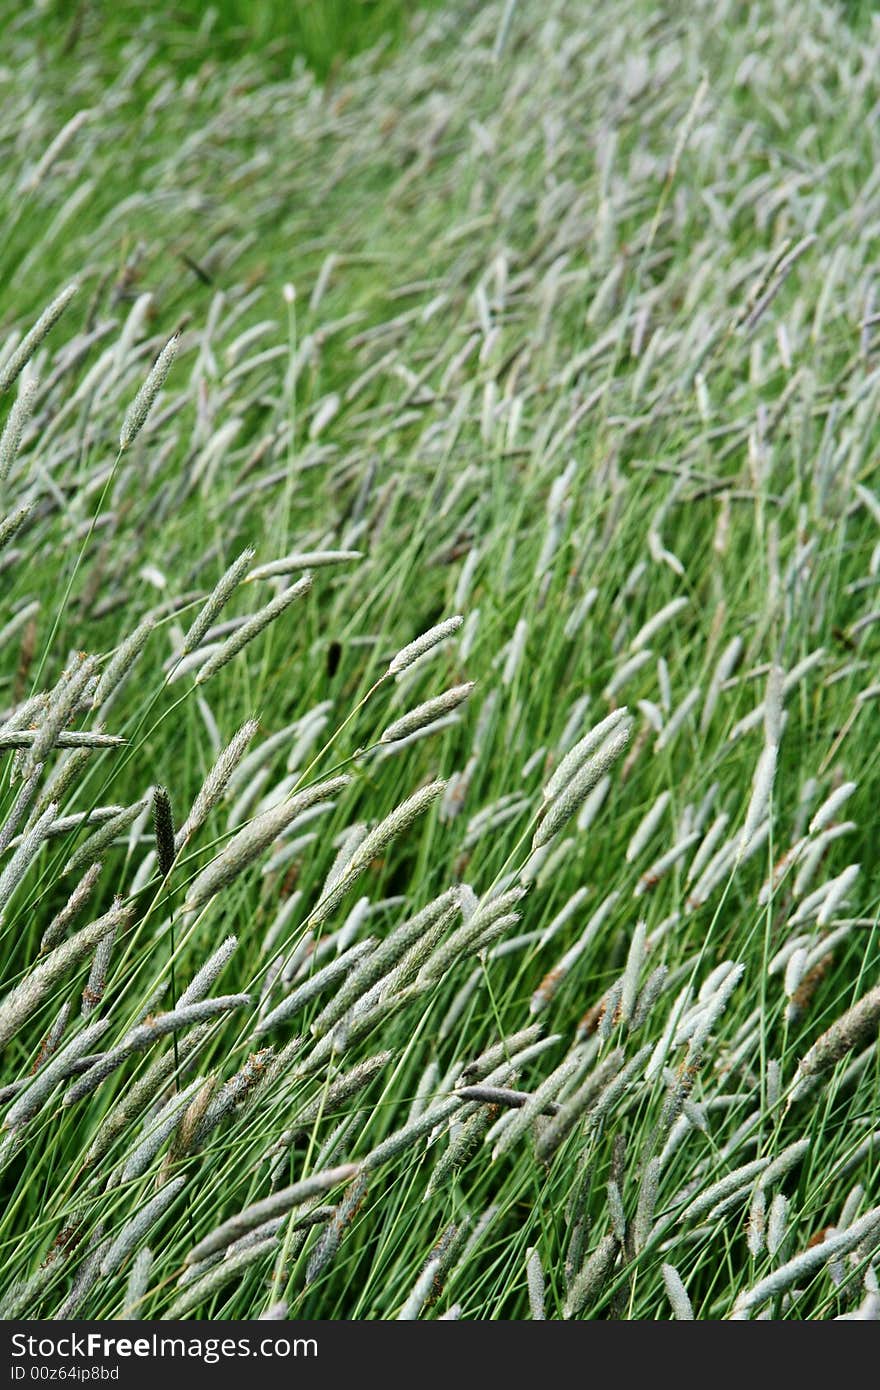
[45,0,443,76]
[0,0,879,1322]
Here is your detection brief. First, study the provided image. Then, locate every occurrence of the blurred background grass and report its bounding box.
[49,0,445,77]
[198,0,439,74]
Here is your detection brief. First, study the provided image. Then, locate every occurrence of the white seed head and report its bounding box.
[119,334,180,449]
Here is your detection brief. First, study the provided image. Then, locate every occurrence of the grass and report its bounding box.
[198,0,444,74]
[52,0,445,78]
[0,0,879,1321]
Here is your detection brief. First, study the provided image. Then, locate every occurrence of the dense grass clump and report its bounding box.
[51,0,445,78]
[1,0,879,1320]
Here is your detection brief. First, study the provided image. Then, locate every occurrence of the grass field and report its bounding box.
[1,0,879,1321]
[53,0,445,78]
